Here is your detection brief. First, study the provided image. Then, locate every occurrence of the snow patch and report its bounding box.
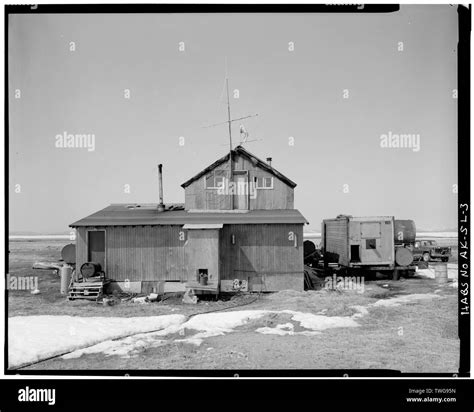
[351,305,369,319]
[282,310,360,330]
[8,314,184,368]
[371,293,441,307]
[256,322,321,336]
[416,264,458,280]
[416,232,457,238]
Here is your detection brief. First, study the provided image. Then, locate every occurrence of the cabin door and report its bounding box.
[88,230,105,271]
[184,228,220,289]
[233,172,248,210]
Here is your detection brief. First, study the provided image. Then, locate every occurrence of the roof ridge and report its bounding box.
[181,146,296,188]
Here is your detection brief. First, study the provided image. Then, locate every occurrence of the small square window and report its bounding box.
[263,177,272,188]
[215,176,225,187]
[255,176,273,189]
[366,239,376,249]
[206,170,228,188]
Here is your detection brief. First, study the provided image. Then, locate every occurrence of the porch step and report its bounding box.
[184,281,218,292]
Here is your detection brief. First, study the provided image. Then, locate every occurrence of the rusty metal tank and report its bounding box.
[394,220,416,245]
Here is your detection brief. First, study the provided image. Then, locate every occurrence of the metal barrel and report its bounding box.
[435,263,448,284]
[80,262,102,278]
[395,246,414,266]
[60,264,73,295]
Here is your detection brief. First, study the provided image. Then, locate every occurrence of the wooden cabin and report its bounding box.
[70,146,308,294]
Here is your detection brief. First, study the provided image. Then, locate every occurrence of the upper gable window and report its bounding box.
[206,170,228,189]
[255,176,273,189]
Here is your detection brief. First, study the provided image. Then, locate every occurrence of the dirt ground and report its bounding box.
[8,238,459,373]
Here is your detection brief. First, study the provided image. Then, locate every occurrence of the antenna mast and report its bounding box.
[226,78,232,152]
[201,65,259,209]
[226,77,233,211]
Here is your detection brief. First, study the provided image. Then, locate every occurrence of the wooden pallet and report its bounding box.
[68,280,109,301]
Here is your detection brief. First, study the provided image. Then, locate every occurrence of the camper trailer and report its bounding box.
[321,215,415,278]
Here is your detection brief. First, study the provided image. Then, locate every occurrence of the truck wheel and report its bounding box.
[442,257,449,262]
[423,253,430,262]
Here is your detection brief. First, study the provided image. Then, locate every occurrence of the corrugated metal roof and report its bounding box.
[181,145,297,189]
[70,204,308,227]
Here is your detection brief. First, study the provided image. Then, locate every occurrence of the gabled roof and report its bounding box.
[181,145,297,189]
[70,204,308,227]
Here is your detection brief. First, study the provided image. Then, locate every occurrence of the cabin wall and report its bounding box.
[75,225,187,282]
[75,226,88,267]
[75,223,304,291]
[219,223,304,291]
[184,156,294,210]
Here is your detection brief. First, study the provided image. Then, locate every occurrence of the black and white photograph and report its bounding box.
[5,2,469,391]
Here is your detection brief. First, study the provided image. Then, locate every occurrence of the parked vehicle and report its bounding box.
[412,239,451,262]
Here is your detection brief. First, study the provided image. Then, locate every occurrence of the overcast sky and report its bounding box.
[9,5,458,233]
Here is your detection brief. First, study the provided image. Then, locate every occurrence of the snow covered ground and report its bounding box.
[415,263,458,288]
[9,265,458,368]
[9,309,365,367]
[303,231,458,240]
[10,291,447,368]
[9,235,70,240]
[8,314,185,369]
[416,232,457,238]
[371,294,441,308]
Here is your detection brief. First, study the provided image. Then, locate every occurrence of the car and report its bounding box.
[412,239,451,262]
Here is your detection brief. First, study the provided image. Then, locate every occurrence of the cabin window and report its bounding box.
[206,170,228,189]
[365,239,376,249]
[254,176,273,189]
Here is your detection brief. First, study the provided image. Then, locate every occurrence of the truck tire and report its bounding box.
[442,257,449,262]
[423,252,430,262]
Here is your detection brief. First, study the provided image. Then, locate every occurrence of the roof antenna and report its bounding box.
[238,124,262,146]
[201,58,260,208]
[225,73,233,190]
[201,59,259,148]
[225,58,232,153]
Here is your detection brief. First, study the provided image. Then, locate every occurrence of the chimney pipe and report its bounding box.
[266,157,272,167]
[157,164,165,212]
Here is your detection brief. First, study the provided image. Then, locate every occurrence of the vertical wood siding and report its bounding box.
[219,224,304,283]
[76,225,187,282]
[184,156,294,210]
[75,226,88,268]
[75,223,303,289]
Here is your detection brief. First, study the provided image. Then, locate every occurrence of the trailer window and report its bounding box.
[366,239,376,249]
